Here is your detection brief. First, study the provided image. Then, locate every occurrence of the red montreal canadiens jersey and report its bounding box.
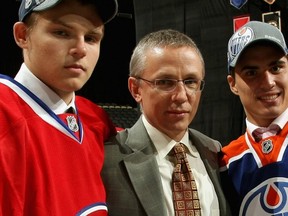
[0,74,116,215]
[219,123,288,215]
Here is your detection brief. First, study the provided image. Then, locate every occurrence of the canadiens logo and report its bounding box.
[240,177,288,215]
[228,26,254,64]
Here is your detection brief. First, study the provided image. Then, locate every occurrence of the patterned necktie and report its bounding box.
[172,143,201,216]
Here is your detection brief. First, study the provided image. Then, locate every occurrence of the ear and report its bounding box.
[13,22,29,49]
[128,77,142,103]
[227,75,239,95]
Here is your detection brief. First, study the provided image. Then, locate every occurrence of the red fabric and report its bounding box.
[0,80,116,215]
[116,127,124,131]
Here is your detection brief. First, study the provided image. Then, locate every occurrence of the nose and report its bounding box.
[261,71,276,89]
[69,38,87,59]
[172,82,189,101]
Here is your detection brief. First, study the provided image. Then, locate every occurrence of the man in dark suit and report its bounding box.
[102,29,231,216]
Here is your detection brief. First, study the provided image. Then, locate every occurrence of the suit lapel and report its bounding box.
[123,119,167,216]
[188,129,230,215]
[188,129,219,183]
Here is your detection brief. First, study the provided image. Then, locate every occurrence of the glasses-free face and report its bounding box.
[15,0,104,104]
[228,44,288,127]
[135,77,205,94]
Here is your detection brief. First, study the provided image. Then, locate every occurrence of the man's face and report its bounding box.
[16,0,104,103]
[227,44,288,127]
[131,46,204,140]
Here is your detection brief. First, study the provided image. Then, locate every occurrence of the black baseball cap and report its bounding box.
[19,0,118,24]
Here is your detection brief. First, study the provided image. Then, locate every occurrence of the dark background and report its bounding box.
[2,0,288,146]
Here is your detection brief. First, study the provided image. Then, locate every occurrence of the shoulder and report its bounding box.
[104,122,148,154]
[75,96,102,110]
[0,77,33,115]
[75,96,110,121]
[188,128,221,152]
[105,129,131,150]
[75,96,117,137]
[103,129,135,166]
[219,134,248,168]
[221,134,247,155]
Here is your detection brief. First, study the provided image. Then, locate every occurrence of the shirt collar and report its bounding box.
[14,63,76,114]
[246,107,288,135]
[142,115,198,159]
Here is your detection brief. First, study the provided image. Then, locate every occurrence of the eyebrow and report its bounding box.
[241,65,257,70]
[240,59,286,72]
[90,28,104,39]
[274,59,286,65]
[52,19,104,37]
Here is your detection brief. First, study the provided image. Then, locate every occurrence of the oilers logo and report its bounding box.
[228,26,254,65]
[240,177,288,215]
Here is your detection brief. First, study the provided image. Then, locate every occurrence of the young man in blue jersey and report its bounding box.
[220,21,288,215]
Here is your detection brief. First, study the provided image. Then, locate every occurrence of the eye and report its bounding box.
[184,79,197,85]
[270,65,281,73]
[184,79,198,88]
[53,30,69,37]
[243,70,257,77]
[85,35,102,44]
[155,79,175,87]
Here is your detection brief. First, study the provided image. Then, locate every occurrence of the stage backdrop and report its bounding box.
[133,0,288,145]
[1,0,287,145]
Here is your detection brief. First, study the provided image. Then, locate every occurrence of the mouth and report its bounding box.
[258,93,280,101]
[65,64,86,73]
[168,110,189,115]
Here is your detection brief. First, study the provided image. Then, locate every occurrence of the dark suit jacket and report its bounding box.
[102,118,231,216]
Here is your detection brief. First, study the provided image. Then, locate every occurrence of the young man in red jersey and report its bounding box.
[0,0,118,215]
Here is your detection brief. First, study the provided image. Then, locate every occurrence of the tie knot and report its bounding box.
[66,107,75,114]
[252,124,281,142]
[173,143,186,160]
[173,143,185,153]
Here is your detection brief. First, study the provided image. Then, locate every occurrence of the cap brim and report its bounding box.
[19,0,118,24]
[33,0,61,11]
[95,0,118,24]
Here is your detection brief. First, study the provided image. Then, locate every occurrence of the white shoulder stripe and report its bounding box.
[245,132,263,168]
[77,203,107,216]
[225,148,251,170]
[0,76,79,142]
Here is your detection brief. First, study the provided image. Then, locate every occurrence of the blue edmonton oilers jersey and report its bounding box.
[220,125,288,215]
